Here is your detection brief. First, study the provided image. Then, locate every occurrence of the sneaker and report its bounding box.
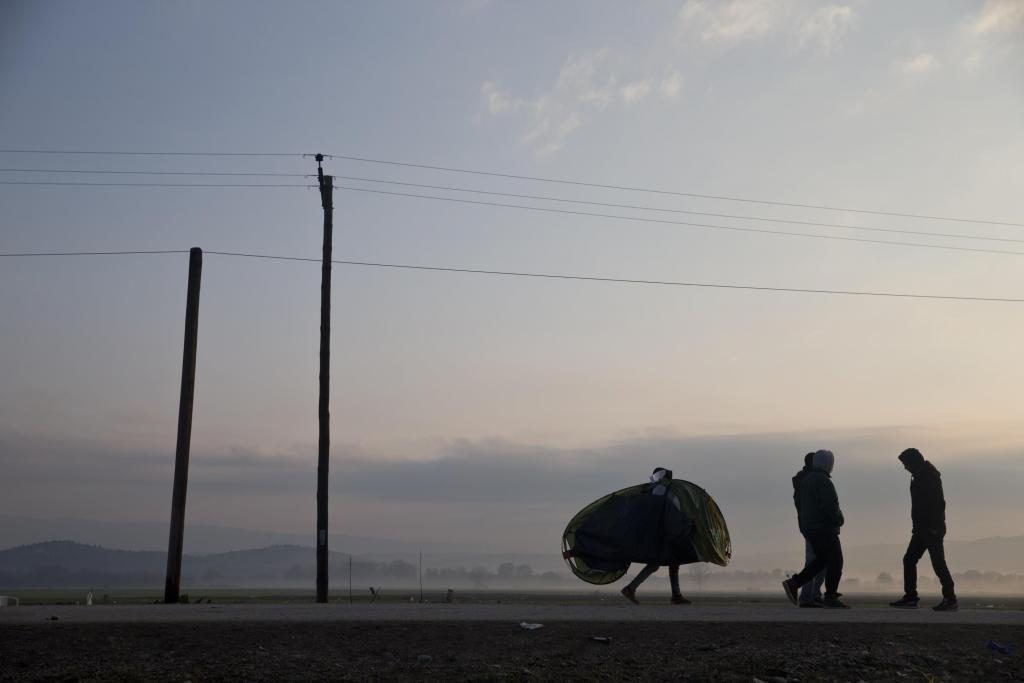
[620,586,639,605]
[933,598,959,612]
[889,596,920,609]
[822,596,851,609]
[671,595,692,605]
[782,579,799,606]
[799,600,823,608]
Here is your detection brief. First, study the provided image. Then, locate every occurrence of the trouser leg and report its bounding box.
[902,533,929,600]
[798,539,824,603]
[823,536,843,597]
[669,564,681,597]
[926,535,956,600]
[627,563,659,591]
[791,532,837,589]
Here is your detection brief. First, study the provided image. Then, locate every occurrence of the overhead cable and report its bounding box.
[0,149,302,157]
[4,248,1018,303]
[0,249,188,257]
[332,185,1024,257]
[204,250,1024,304]
[0,168,309,177]
[323,153,1024,228]
[0,181,313,188]
[329,176,1024,245]
[4,167,1021,244]
[2,148,1019,228]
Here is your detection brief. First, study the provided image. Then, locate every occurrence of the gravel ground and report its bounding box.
[1,619,1021,681]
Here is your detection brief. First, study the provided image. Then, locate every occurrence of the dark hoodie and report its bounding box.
[899,449,946,533]
[797,450,844,535]
[792,452,815,521]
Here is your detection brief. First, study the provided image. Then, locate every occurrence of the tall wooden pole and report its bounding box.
[316,155,333,603]
[164,247,203,604]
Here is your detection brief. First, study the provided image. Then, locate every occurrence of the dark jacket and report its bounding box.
[797,469,844,535]
[909,461,946,534]
[792,466,811,524]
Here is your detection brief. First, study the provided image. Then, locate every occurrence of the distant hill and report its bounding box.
[0,514,482,555]
[0,541,568,589]
[0,541,364,588]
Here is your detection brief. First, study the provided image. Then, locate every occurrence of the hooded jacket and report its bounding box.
[900,451,946,533]
[796,450,844,535]
[791,453,815,524]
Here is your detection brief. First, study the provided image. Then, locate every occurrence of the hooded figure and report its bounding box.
[792,452,825,606]
[890,448,958,611]
[782,450,850,609]
[796,450,844,534]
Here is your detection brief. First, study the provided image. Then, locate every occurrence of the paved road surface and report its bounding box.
[2,602,1022,625]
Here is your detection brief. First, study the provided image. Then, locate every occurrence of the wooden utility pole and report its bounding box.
[316,155,333,603]
[164,247,203,604]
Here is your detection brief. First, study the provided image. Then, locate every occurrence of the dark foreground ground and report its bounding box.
[1,620,1021,682]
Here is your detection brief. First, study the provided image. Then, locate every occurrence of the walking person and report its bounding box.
[621,467,691,605]
[889,448,958,611]
[782,450,850,609]
[793,452,826,607]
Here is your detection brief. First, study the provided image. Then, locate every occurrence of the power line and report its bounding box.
[4,178,1020,256]
[3,248,1018,303]
[3,149,1019,228]
[0,149,303,157]
[204,250,1024,304]
[0,249,188,257]
[332,185,1024,257]
[0,181,313,188]
[0,168,309,178]
[5,167,1021,244]
[324,153,1024,228]
[329,175,1024,245]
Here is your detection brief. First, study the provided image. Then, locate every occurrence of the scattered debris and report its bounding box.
[986,641,1014,656]
[590,636,612,644]
[47,615,59,621]
[519,622,544,630]
[416,654,433,664]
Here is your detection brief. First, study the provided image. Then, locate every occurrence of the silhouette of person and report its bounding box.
[782,450,850,609]
[620,467,691,605]
[792,452,826,607]
[889,448,958,611]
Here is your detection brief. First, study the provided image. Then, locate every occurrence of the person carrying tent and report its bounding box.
[620,467,691,605]
[561,467,731,593]
[782,450,850,609]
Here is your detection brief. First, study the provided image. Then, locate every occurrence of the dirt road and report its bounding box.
[1,603,1021,680]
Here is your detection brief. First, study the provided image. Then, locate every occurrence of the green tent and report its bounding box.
[562,480,731,585]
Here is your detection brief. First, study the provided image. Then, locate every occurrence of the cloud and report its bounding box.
[895,51,937,75]
[480,51,683,156]
[678,0,856,55]
[678,0,788,44]
[620,79,653,105]
[970,0,1024,35]
[659,71,684,99]
[4,427,1024,553]
[797,5,855,54]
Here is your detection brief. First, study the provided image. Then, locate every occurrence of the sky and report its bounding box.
[1,0,1022,559]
